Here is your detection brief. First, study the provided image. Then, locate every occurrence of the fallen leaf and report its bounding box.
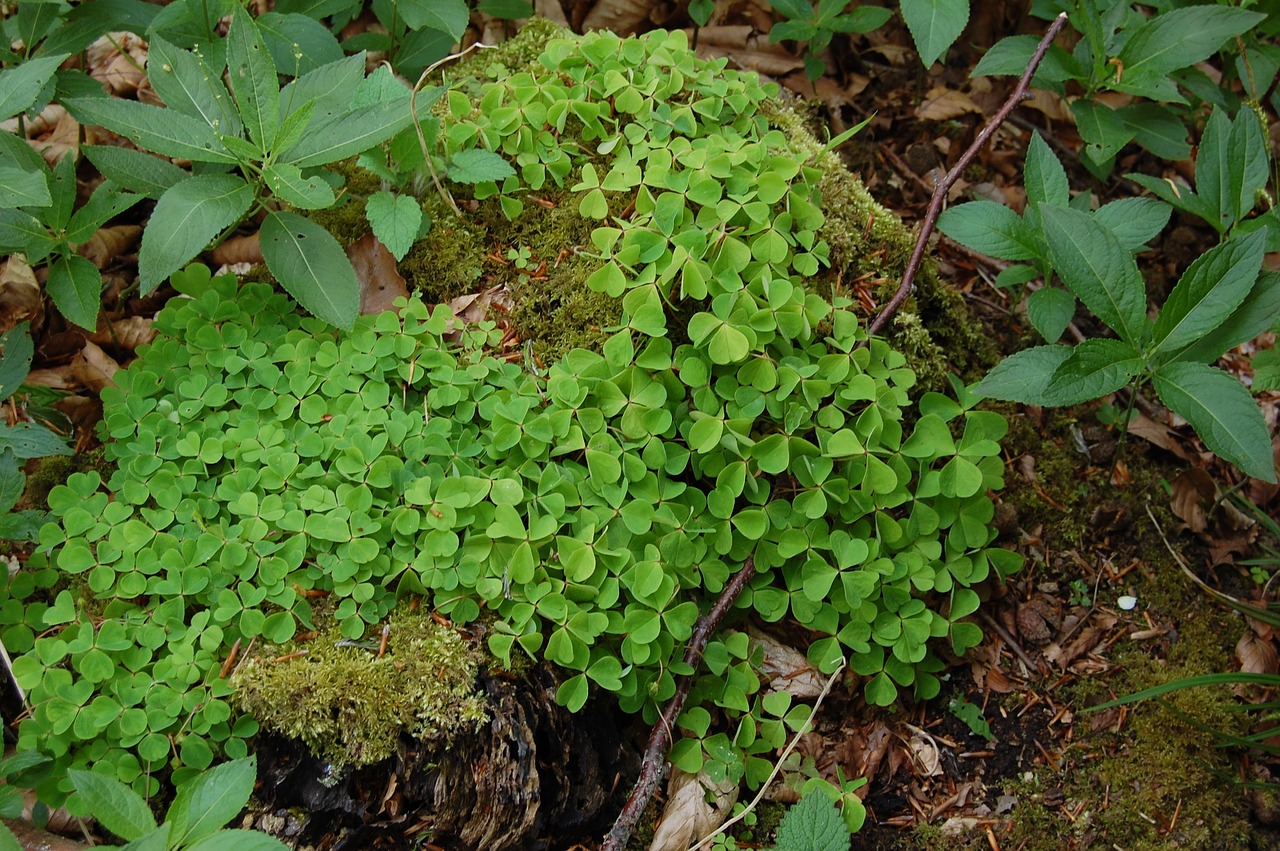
[0,255,43,322]
[210,232,263,267]
[90,316,154,351]
[32,108,81,164]
[348,232,409,315]
[88,32,148,95]
[1235,632,1279,698]
[647,769,737,851]
[1170,468,1216,533]
[916,86,983,121]
[71,341,120,392]
[750,626,826,698]
[1128,410,1199,463]
[78,224,142,269]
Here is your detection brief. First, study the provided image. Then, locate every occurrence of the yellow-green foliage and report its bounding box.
[231,611,486,768]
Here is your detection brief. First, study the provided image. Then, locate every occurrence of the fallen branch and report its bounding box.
[600,556,758,851]
[860,12,1069,343]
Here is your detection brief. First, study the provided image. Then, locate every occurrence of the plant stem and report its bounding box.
[600,555,758,851]
[859,12,1069,344]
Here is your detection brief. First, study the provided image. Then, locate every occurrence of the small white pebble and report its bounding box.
[1117,595,1138,611]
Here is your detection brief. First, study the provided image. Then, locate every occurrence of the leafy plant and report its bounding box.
[0,321,71,542]
[68,755,289,849]
[1127,107,1277,246]
[899,0,969,68]
[63,11,417,329]
[976,209,1278,483]
[9,27,1018,807]
[767,0,893,82]
[771,790,852,851]
[972,2,1266,174]
[0,750,53,851]
[938,132,1171,343]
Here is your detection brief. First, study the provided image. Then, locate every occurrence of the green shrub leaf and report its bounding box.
[1152,361,1276,483]
[260,211,359,329]
[1039,204,1147,346]
[1091,198,1170,252]
[63,97,237,164]
[167,756,257,846]
[1025,286,1075,344]
[184,829,290,851]
[68,768,157,841]
[447,149,517,185]
[0,53,70,122]
[1150,229,1265,357]
[1024,132,1067,209]
[226,12,280,151]
[1045,339,1143,404]
[937,201,1037,261]
[138,175,254,293]
[899,0,969,67]
[974,344,1072,406]
[46,254,102,330]
[147,35,241,136]
[81,146,188,200]
[364,191,422,261]
[1172,271,1280,364]
[1118,6,1266,77]
[773,791,850,851]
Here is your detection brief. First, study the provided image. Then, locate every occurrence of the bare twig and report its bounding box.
[600,557,759,851]
[859,12,1069,343]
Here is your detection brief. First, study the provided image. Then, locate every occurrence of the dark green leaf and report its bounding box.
[81,145,188,200]
[1118,103,1191,162]
[971,35,1075,85]
[936,201,1038,261]
[66,180,142,243]
[1026,286,1074,343]
[167,756,257,846]
[477,0,533,19]
[69,769,157,841]
[0,422,71,459]
[257,12,343,76]
[364,191,422,261]
[1024,132,1067,209]
[260,210,358,329]
[0,209,54,261]
[899,0,969,67]
[0,163,51,209]
[773,792,850,851]
[1039,204,1147,346]
[1196,108,1233,231]
[1118,6,1266,77]
[280,99,413,168]
[46,254,102,330]
[263,162,336,210]
[138,175,254,293]
[1071,100,1134,162]
[1126,173,1217,226]
[396,0,468,38]
[147,35,241,136]
[1045,338,1143,404]
[0,53,69,122]
[1151,229,1266,357]
[1172,271,1280,364]
[0,450,24,513]
[277,52,365,121]
[1227,109,1269,229]
[974,344,1073,406]
[0,322,33,401]
[1152,361,1275,483]
[226,11,279,152]
[1092,198,1170,252]
[64,97,236,164]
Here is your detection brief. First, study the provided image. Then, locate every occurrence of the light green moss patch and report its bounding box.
[231,610,486,768]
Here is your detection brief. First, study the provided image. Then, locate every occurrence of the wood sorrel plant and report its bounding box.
[8,28,1018,804]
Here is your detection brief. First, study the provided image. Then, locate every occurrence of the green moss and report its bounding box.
[231,610,486,768]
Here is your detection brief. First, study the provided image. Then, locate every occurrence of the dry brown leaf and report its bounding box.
[700,45,804,77]
[90,316,155,351]
[691,25,755,49]
[32,108,81,164]
[1237,632,1279,676]
[0,255,43,320]
[209,232,264,267]
[71,341,120,392]
[749,627,825,699]
[89,32,148,95]
[916,86,983,121]
[1170,468,1216,533]
[0,103,65,137]
[347,232,410,315]
[1128,410,1200,463]
[22,369,76,391]
[77,224,142,269]
[581,0,672,34]
[647,769,737,851]
[1022,89,1073,123]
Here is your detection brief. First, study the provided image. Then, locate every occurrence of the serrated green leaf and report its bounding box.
[899,0,969,67]
[81,145,188,200]
[1026,286,1075,344]
[280,99,413,168]
[1173,271,1280,364]
[0,422,70,459]
[1196,109,1233,232]
[226,12,279,151]
[66,180,142,243]
[260,210,358,329]
[0,163,51,209]
[167,756,257,846]
[147,35,241,136]
[1071,100,1134,162]
[971,35,1075,84]
[364,191,422,261]
[774,792,850,851]
[937,201,1037,261]
[1118,6,1265,77]
[1024,132,1067,209]
[1153,361,1275,482]
[1092,197,1170,252]
[46,254,102,330]
[138,175,253,293]
[1118,102,1191,162]
[257,12,343,76]
[974,344,1073,406]
[184,829,290,851]
[69,769,157,841]
[447,149,517,185]
[0,53,69,122]
[0,322,33,401]
[0,450,23,513]
[63,97,236,164]
[1227,109,1269,230]
[0,209,54,262]
[1151,229,1265,358]
[277,52,365,121]
[1126,173,1218,226]
[1040,204,1147,346]
[1045,338,1143,404]
[263,162,336,210]
[396,0,468,38]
